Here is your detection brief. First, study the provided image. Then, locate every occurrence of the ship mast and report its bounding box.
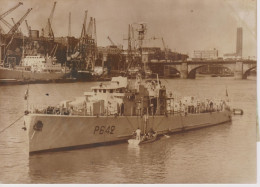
[127,24,132,70]
[20,34,24,66]
[137,23,146,70]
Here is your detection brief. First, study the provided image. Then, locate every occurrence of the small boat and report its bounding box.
[128,134,158,145]
[139,134,158,145]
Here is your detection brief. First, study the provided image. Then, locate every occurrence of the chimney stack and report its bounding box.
[236,27,243,57]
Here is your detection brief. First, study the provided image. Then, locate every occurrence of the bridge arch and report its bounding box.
[187,65,205,79]
[163,65,181,78]
[187,64,233,79]
[243,66,256,79]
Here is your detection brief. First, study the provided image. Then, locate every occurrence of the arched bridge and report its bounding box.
[147,59,257,79]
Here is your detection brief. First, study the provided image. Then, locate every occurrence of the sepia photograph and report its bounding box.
[0,0,257,184]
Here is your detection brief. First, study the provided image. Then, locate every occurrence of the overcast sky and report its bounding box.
[0,0,257,57]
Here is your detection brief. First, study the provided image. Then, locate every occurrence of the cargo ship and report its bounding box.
[0,55,70,83]
[24,75,232,154]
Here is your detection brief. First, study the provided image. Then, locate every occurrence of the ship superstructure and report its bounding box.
[21,55,62,73]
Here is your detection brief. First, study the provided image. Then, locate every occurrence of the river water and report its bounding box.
[0,77,257,183]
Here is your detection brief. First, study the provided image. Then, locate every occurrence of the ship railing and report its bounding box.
[165,101,227,116]
[27,101,228,116]
[28,104,121,117]
[28,104,50,114]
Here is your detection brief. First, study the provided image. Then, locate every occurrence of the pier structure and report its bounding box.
[147,59,257,79]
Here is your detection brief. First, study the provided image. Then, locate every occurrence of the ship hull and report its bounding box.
[24,110,232,154]
[25,111,231,153]
[0,67,68,81]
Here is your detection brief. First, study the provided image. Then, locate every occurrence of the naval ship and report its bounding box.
[24,75,232,154]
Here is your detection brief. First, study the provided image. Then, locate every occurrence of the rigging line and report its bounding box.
[0,115,24,134]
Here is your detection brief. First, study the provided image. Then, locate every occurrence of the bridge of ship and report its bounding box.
[147,60,257,79]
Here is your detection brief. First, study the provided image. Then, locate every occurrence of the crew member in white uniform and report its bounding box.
[135,127,141,140]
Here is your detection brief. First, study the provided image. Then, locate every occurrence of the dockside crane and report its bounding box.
[0,17,13,31]
[46,18,54,40]
[70,12,97,71]
[161,37,168,62]
[107,36,122,49]
[93,18,97,63]
[4,8,32,63]
[151,36,168,62]
[25,20,31,37]
[80,10,88,39]
[86,17,93,38]
[122,24,132,66]
[68,12,71,37]
[11,18,23,35]
[131,25,135,50]
[44,1,57,39]
[7,8,32,35]
[93,18,97,44]
[107,36,116,46]
[126,24,133,70]
[11,18,15,25]
[0,2,23,34]
[70,11,89,70]
[50,43,59,57]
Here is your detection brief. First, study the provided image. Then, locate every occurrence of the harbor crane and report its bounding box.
[70,11,97,71]
[11,18,23,35]
[80,10,88,39]
[151,36,168,62]
[11,18,15,25]
[0,17,13,31]
[0,2,23,33]
[25,20,31,36]
[70,11,90,70]
[46,18,54,40]
[107,36,122,49]
[4,8,32,63]
[0,2,23,20]
[93,18,97,60]
[44,1,57,39]
[86,17,93,38]
[107,36,116,46]
[161,37,168,61]
[68,12,71,37]
[8,8,32,35]
[50,43,59,57]
[93,18,97,44]
[132,22,147,49]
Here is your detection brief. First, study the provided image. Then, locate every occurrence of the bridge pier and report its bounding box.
[234,61,243,79]
[180,62,188,79]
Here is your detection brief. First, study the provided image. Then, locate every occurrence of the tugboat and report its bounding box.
[24,74,232,154]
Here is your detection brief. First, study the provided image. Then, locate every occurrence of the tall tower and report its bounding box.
[236,27,243,57]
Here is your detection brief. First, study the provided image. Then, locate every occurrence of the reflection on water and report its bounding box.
[0,78,257,183]
[127,144,141,156]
